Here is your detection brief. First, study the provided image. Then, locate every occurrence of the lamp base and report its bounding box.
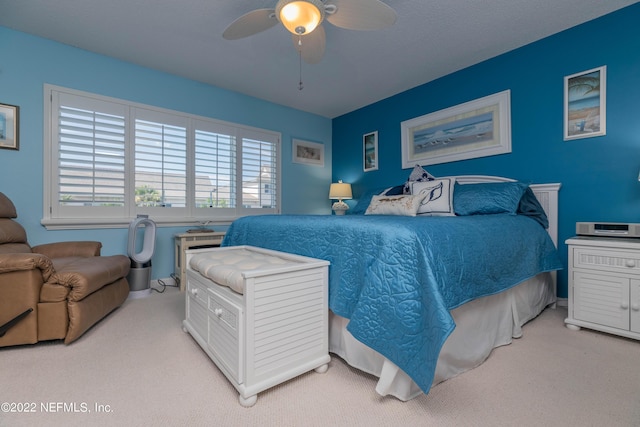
[332,200,349,216]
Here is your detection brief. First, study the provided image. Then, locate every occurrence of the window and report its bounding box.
[44,85,280,228]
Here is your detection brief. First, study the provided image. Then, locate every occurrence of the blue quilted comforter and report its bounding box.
[222,214,562,393]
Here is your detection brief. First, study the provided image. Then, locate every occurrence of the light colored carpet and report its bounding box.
[1,286,639,427]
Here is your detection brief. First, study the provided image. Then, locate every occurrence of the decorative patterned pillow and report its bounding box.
[403,164,435,194]
[350,188,385,215]
[350,185,405,215]
[365,194,426,216]
[411,178,455,216]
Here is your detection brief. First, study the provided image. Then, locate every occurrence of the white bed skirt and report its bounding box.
[328,272,556,401]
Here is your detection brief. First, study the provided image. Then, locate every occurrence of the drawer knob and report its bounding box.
[214,308,223,317]
[625,259,636,268]
[191,288,198,296]
[621,301,629,310]
[632,303,640,312]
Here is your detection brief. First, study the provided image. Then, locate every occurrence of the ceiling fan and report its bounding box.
[222,0,397,64]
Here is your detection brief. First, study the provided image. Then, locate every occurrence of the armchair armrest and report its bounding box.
[32,241,102,258]
[0,253,55,281]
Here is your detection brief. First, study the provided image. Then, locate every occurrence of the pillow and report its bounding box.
[453,181,529,216]
[518,187,549,229]
[411,178,455,216]
[365,194,426,216]
[350,185,406,215]
[383,184,404,196]
[403,164,435,194]
[350,188,386,215]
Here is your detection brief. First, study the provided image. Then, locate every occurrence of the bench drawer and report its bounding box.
[208,289,243,383]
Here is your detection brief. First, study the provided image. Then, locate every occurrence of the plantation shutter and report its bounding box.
[134,109,188,209]
[241,132,278,210]
[54,92,127,216]
[194,121,237,209]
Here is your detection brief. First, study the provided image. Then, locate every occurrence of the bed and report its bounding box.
[221,174,563,400]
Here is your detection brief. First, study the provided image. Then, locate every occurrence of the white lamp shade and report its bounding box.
[329,182,352,200]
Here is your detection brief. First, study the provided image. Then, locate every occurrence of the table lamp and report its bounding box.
[329,180,352,215]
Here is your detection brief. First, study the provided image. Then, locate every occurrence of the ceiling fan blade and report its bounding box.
[293,25,326,64]
[325,0,397,30]
[222,8,278,40]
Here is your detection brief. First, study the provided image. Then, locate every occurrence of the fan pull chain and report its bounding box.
[298,36,304,91]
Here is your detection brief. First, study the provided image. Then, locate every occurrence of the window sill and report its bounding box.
[40,216,239,230]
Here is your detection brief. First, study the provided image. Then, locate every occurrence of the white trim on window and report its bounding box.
[43,84,281,229]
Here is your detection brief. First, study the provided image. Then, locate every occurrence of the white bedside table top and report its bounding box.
[566,235,640,249]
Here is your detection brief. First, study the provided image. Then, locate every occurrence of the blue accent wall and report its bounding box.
[332,4,640,298]
[0,26,332,280]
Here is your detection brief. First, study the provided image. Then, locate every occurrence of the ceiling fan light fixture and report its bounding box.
[276,0,325,35]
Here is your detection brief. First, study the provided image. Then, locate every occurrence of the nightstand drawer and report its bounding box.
[573,247,640,275]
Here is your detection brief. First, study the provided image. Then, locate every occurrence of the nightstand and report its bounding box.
[565,236,640,340]
[174,231,225,291]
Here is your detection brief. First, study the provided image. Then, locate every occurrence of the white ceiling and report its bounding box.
[0,0,637,118]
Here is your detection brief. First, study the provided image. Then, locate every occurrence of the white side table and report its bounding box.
[174,231,225,291]
[565,236,640,340]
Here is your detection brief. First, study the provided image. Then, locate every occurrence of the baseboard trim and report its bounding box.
[556,297,568,307]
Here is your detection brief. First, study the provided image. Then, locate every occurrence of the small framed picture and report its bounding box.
[292,138,324,167]
[363,131,378,172]
[0,103,19,150]
[564,66,606,140]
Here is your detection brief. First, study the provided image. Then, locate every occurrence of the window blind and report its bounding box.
[242,137,277,209]
[134,119,187,208]
[57,105,126,206]
[195,129,236,209]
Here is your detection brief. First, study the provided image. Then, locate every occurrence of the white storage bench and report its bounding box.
[182,245,331,407]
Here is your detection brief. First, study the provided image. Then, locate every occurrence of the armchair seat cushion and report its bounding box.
[49,255,131,301]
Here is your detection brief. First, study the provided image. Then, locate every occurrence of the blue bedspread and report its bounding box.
[222,214,562,392]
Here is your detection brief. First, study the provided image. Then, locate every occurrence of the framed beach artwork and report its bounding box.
[400,90,511,168]
[0,103,19,150]
[564,66,606,140]
[363,131,378,172]
[292,138,324,167]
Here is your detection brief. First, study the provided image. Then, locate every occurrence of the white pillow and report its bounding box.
[365,194,426,216]
[411,178,455,216]
[403,164,436,194]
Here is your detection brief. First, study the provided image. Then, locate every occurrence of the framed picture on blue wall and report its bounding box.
[564,66,606,141]
[363,131,378,172]
[0,103,19,150]
[400,90,511,168]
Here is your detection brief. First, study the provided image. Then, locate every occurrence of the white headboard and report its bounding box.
[448,175,561,248]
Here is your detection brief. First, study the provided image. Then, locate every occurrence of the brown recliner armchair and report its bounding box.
[0,192,130,347]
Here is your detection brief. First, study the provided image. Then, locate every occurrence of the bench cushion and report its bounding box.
[189,248,301,294]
